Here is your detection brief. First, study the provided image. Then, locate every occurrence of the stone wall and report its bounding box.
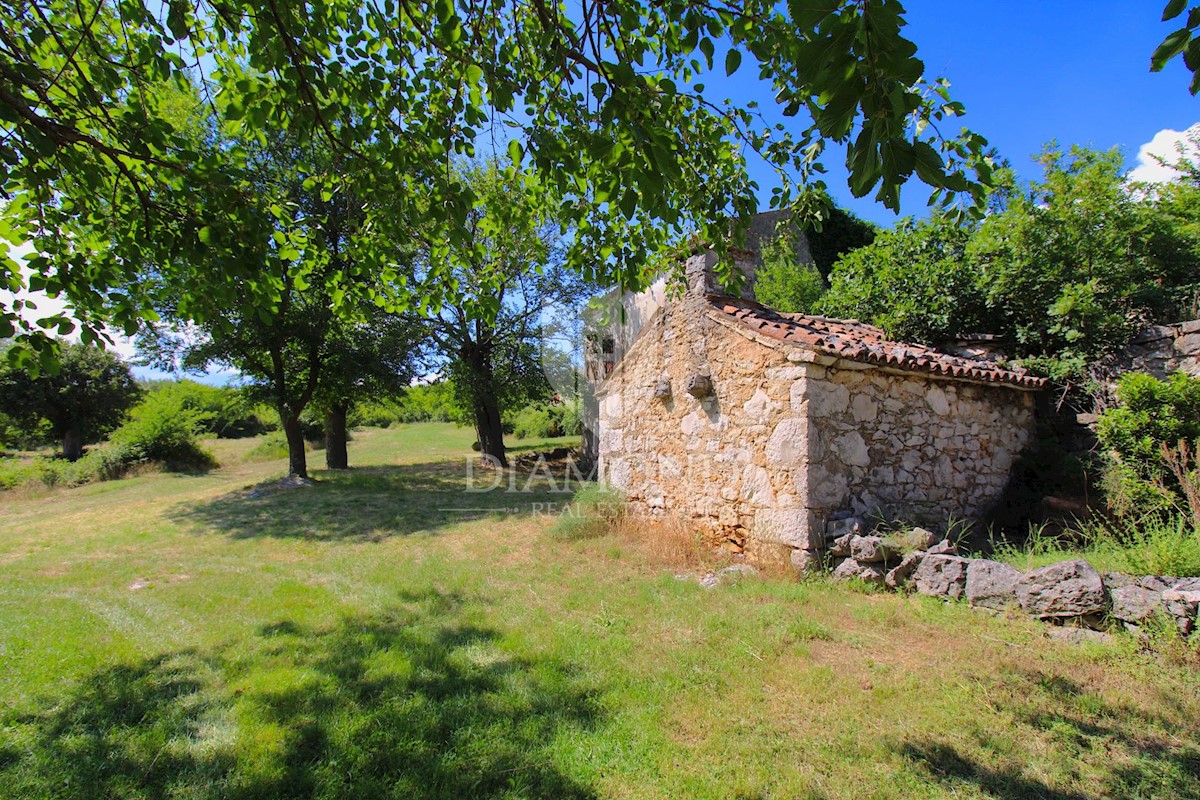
[597,274,804,560]
[1115,319,1200,379]
[597,265,1038,565]
[802,364,1035,528]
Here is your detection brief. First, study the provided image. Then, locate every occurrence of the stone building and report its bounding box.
[588,227,1045,568]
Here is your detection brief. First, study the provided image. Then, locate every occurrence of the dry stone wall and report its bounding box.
[1115,319,1200,379]
[802,365,1035,528]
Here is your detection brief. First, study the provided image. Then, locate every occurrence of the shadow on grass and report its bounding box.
[0,589,601,799]
[175,460,588,541]
[897,667,1200,799]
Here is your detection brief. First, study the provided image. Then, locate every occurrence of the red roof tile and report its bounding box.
[708,295,1046,390]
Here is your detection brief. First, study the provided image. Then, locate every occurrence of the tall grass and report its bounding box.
[992,514,1200,577]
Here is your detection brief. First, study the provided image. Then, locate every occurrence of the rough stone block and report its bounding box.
[885,551,924,590]
[1015,560,1107,619]
[1110,585,1167,625]
[966,559,1021,610]
[1161,589,1200,636]
[832,557,885,585]
[913,554,969,599]
[754,508,821,549]
[849,535,894,564]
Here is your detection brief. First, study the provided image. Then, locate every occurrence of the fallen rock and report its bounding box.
[913,554,969,600]
[1161,589,1200,635]
[885,551,924,590]
[911,527,941,549]
[849,535,894,564]
[1015,560,1107,619]
[926,539,957,556]
[966,559,1022,610]
[1048,627,1114,646]
[716,564,759,583]
[832,558,885,586]
[828,532,856,558]
[1110,584,1168,625]
[1172,577,1200,592]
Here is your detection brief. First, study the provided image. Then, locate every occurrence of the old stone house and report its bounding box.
[587,222,1045,569]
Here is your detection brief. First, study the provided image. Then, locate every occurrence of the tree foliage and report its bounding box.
[752,234,828,315]
[820,215,983,343]
[1153,0,1200,94]
[417,162,593,467]
[819,144,1200,374]
[0,0,1001,370]
[0,340,139,460]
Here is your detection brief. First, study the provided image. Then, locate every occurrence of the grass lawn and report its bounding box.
[1,423,1198,799]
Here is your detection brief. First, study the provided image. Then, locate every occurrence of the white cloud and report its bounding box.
[1128,123,1200,184]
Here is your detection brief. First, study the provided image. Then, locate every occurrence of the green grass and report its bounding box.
[989,516,1200,577]
[1,423,1199,799]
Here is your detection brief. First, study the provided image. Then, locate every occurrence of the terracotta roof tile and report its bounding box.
[708,295,1046,390]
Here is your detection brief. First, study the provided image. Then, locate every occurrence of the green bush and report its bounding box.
[246,431,314,462]
[1096,371,1200,518]
[142,380,273,438]
[511,405,556,439]
[509,400,583,440]
[753,233,827,314]
[109,392,217,471]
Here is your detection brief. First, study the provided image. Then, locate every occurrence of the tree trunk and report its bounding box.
[463,341,507,468]
[324,404,349,470]
[61,427,84,462]
[281,413,309,478]
[473,389,507,468]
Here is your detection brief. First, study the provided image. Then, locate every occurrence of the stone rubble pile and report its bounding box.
[826,527,1200,638]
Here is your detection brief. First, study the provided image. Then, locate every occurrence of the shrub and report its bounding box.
[142,380,273,438]
[1097,371,1200,519]
[109,392,217,471]
[753,233,826,314]
[247,431,312,462]
[511,404,556,439]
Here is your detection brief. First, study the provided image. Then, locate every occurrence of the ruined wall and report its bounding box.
[1115,319,1200,379]
[802,365,1036,529]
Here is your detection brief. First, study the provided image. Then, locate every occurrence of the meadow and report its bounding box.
[0,424,1197,799]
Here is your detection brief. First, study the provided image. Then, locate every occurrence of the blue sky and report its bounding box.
[740,1,1200,225]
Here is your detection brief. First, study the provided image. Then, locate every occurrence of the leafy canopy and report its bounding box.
[1,0,998,369]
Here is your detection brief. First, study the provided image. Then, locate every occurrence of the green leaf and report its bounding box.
[725,48,742,76]
[507,138,523,165]
[198,226,212,244]
[1163,0,1187,21]
[1151,28,1191,71]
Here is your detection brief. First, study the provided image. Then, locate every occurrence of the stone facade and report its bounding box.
[594,252,1039,566]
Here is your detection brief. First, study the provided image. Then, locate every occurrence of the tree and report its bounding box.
[1,0,1001,372]
[1152,0,1200,94]
[314,310,426,470]
[0,340,139,460]
[816,143,1200,376]
[137,124,418,478]
[753,233,827,314]
[417,163,592,468]
[970,145,1198,371]
[820,214,985,344]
